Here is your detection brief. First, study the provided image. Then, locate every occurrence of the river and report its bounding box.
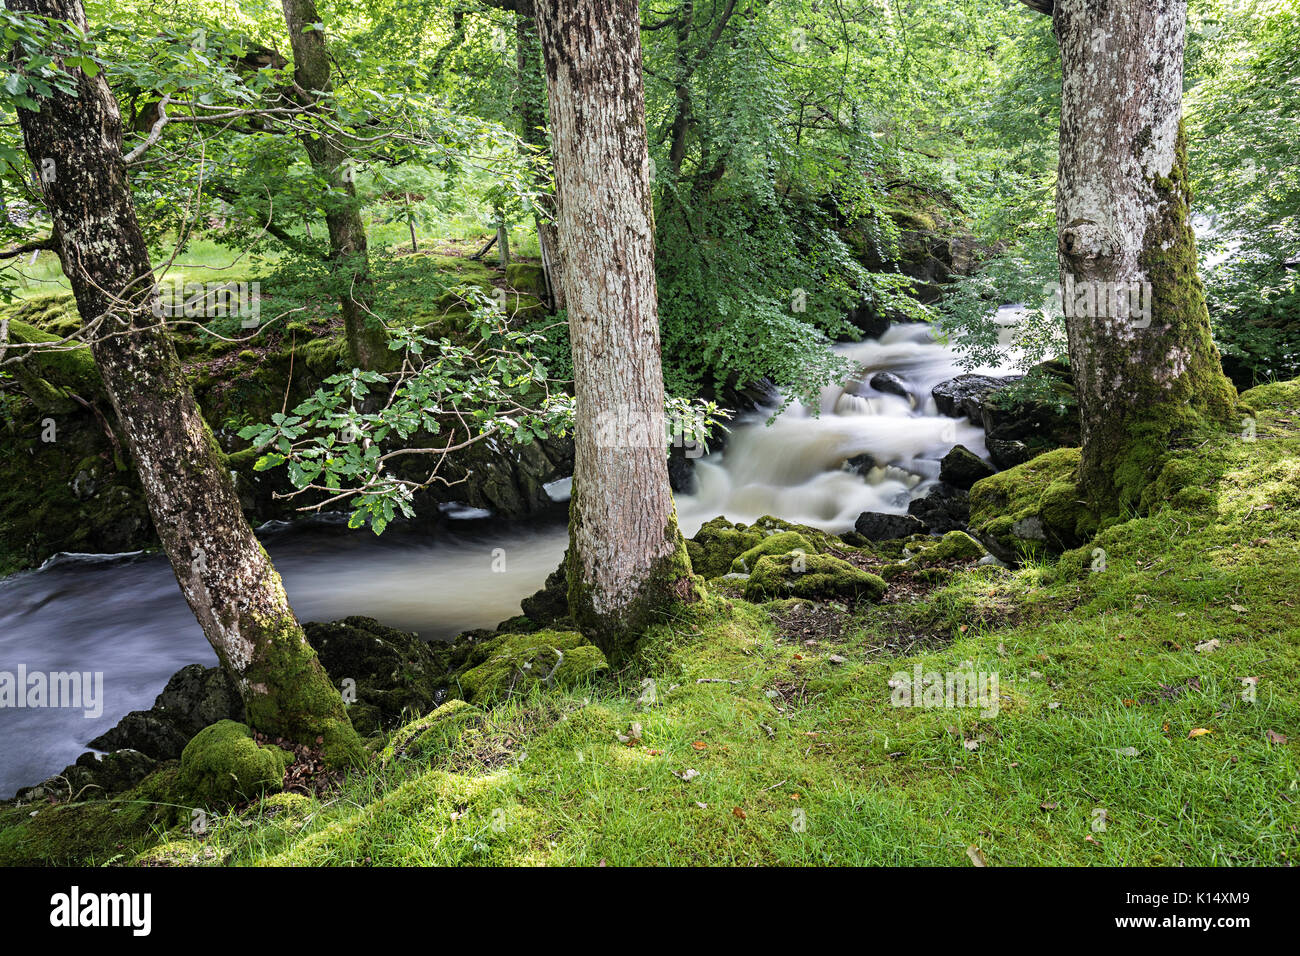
[0,322,1009,794]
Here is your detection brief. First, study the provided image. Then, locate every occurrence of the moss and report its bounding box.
[1240,380,1300,409]
[300,336,349,377]
[0,765,185,865]
[729,531,817,573]
[380,699,483,766]
[454,631,608,707]
[914,530,986,565]
[969,448,1097,562]
[238,612,366,768]
[686,517,764,579]
[177,720,292,807]
[744,552,886,603]
[505,262,548,298]
[3,317,102,412]
[1075,120,1238,512]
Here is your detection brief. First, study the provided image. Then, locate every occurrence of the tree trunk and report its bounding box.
[1050,0,1237,509]
[11,0,361,765]
[534,0,699,663]
[515,0,565,309]
[280,0,394,372]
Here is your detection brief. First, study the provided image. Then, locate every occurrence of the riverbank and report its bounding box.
[3,378,1296,865]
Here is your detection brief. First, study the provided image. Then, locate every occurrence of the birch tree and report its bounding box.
[280,0,394,372]
[1028,0,1238,507]
[534,0,699,661]
[9,0,362,765]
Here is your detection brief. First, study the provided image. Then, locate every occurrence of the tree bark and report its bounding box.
[534,0,698,663]
[11,0,361,765]
[1050,0,1236,509]
[280,0,394,372]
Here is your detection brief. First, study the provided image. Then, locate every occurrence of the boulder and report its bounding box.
[744,553,886,603]
[906,482,970,533]
[854,511,926,541]
[869,371,910,400]
[686,517,765,579]
[938,444,996,489]
[380,699,482,767]
[728,531,817,574]
[986,437,1032,470]
[842,452,879,477]
[844,299,892,340]
[303,616,451,735]
[968,447,1098,564]
[177,720,291,807]
[520,562,570,627]
[931,374,1016,420]
[12,749,159,803]
[451,630,608,707]
[89,663,245,760]
[668,445,698,494]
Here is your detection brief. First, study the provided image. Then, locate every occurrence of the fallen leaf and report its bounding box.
[1195,639,1220,654]
[1040,801,1059,811]
[1229,604,1248,613]
[672,768,700,782]
[692,740,707,751]
[1267,729,1288,745]
[732,807,747,820]
[828,654,847,665]
[1188,727,1212,739]
[966,845,987,867]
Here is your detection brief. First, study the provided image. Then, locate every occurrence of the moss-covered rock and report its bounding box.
[968,447,1099,563]
[505,262,549,299]
[686,517,764,579]
[744,552,886,603]
[177,721,292,807]
[303,616,452,736]
[380,699,482,766]
[453,630,608,706]
[913,530,986,565]
[0,764,185,865]
[729,531,817,574]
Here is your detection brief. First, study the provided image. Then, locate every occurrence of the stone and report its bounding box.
[869,371,910,400]
[744,553,886,603]
[89,664,245,760]
[854,511,926,541]
[907,482,970,533]
[938,444,996,489]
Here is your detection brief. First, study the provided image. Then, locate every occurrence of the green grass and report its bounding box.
[133,384,1300,866]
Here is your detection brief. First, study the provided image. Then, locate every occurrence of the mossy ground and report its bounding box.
[89,379,1298,866]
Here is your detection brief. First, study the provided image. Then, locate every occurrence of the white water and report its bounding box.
[678,323,1011,534]
[0,322,1007,794]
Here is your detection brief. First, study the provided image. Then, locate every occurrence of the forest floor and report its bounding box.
[121,380,1300,867]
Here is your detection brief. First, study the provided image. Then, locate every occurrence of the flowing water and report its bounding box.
[0,322,1010,794]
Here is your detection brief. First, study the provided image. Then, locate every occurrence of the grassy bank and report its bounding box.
[98,380,1300,867]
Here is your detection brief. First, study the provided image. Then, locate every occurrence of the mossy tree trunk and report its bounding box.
[1045,0,1237,509]
[280,0,394,373]
[534,0,699,664]
[11,0,361,765]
